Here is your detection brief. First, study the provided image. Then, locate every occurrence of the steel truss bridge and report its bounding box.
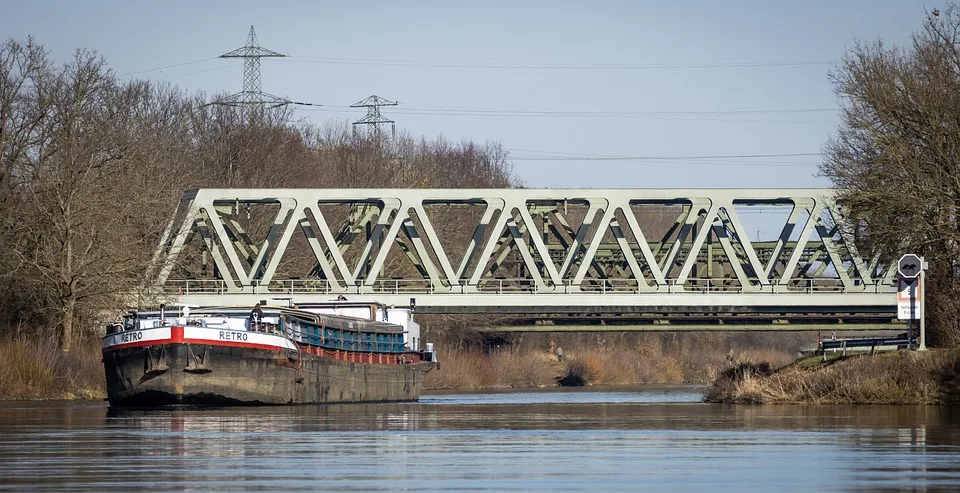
[148,189,901,332]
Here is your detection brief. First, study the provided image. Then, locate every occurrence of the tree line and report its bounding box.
[0,37,517,351]
[821,4,960,346]
[6,4,960,353]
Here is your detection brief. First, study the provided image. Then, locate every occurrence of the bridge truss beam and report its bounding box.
[149,188,897,316]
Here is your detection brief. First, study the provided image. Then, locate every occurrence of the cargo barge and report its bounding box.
[102,304,436,407]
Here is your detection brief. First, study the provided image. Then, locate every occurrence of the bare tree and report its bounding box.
[0,36,521,348]
[2,46,192,350]
[0,38,57,332]
[13,51,137,350]
[0,38,51,193]
[821,4,960,346]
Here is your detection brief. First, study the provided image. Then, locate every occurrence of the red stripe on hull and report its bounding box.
[181,339,287,352]
[101,339,171,351]
[103,338,288,353]
[103,326,426,365]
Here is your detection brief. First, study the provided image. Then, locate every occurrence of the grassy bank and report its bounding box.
[0,337,105,400]
[0,332,804,399]
[424,335,797,390]
[705,349,960,405]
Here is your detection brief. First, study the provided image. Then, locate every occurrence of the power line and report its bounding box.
[157,65,234,81]
[382,108,837,117]
[397,101,839,122]
[508,152,821,162]
[118,57,218,77]
[512,157,821,166]
[116,55,833,78]
[298,109,834,125]
[115,52,833,125]
[284,56,832,70]
[301,106,837,115]
[508,148,820,161]
[295,106,838,123]
[513,159,818,168]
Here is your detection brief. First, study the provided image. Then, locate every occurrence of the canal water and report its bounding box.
[1,387,959,492]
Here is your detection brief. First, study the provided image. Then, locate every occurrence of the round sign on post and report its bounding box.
[898,254,922,279]
[896,253,925,351]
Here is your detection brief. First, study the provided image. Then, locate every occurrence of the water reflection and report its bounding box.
[1,388,959,492]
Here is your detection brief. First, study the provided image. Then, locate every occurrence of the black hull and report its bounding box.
[103,343,434,407]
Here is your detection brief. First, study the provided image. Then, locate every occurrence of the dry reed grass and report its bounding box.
[562,348,666,385]
[424,348,561,389]
[426,334,800,390]
[0,329,812,398]
[706,349,960,404]
[0,337,105,400]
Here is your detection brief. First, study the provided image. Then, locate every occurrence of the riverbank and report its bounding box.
[0,337,105,400]
[0,333,801,399]
[705,349,960,405]
[422,340,795,390]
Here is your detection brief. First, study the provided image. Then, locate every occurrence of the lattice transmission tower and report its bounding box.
[351,95,398,137]
[213,26,292,116]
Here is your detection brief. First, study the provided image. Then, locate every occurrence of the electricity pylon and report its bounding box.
[213,26,290,119]
[351,95,398,137]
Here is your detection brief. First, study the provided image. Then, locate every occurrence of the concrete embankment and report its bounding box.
[705,349,960,405]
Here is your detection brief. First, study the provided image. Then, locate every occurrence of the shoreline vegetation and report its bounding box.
[3,335,959,405]
[0,333,795,400]
[705,349,960,405]
[423,342,793,390]
[0,337,105,401]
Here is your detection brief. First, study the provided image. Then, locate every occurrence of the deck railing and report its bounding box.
[163,277,896,296]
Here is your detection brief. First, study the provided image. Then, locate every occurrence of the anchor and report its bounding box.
[140,346,168,383]
[184,345,212,374]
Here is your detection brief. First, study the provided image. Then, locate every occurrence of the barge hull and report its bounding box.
[104,343,432,407]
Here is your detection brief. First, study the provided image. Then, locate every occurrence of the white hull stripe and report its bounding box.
[102,326,297,351]
[182,326,297,350]
[102,327,172,349]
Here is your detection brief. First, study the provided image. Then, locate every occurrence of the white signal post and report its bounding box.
[920,264,927,351]
[897,254,926,351]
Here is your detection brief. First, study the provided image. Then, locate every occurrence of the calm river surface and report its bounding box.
[2,387,960,492]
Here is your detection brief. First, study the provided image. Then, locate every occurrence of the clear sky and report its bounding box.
[0,0,925,189]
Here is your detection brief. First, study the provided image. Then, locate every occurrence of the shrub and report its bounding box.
[0,337,105,400]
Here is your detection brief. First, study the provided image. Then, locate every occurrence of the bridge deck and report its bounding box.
[150,188,900,331]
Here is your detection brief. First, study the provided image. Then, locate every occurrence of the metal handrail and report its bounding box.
[163,277,896,295]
